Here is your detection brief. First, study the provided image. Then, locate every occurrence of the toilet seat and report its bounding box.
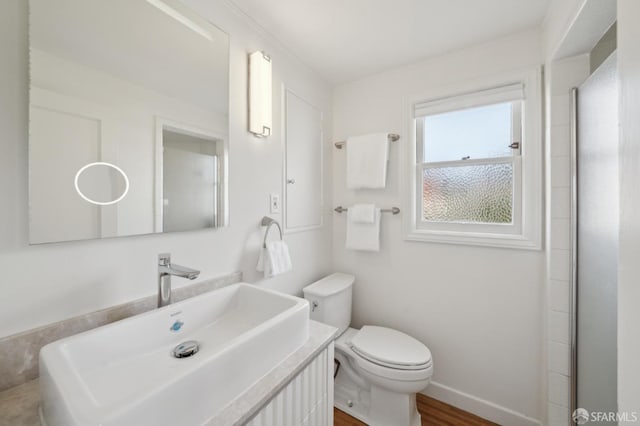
[350,326,432,371]
[336,327,433,384]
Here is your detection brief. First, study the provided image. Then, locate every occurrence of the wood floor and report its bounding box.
[334,394,498,426]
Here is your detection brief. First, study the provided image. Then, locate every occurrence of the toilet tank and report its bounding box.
[303,273,354,336]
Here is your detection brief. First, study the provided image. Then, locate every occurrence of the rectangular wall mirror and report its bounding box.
[28,0,230,244]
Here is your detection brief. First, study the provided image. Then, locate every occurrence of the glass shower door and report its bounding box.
[573,51,618,424]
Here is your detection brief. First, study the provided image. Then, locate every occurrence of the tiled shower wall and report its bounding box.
[546,54,590,426]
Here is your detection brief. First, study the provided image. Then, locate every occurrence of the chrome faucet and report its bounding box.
[158,253,200,308]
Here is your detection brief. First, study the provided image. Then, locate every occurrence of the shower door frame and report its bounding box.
[570,87,578,421]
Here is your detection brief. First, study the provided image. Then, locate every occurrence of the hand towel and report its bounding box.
[350,204,376,224]
[257,240,292,277]
[347,133,389,189]
[346,207,381,252]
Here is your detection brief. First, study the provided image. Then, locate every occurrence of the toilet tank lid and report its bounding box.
[303,273,355,297]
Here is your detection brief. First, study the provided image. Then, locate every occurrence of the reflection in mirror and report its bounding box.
[28,0,229,244]
[75,163,129,206]
[160,127,225,232]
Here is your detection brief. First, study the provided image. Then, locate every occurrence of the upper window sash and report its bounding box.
[416,101,523,165]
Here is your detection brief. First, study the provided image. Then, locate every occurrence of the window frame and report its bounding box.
[415,99,522,233]
[403,68,543,249]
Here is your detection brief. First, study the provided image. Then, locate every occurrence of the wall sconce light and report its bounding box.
[248,51,272,138]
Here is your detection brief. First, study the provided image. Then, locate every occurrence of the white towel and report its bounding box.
[346,133,389,189]
[257,240,292,278]
[350,204,376,224]
[346,207,381,252]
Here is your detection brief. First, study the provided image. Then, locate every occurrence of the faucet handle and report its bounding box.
[158,253,171,266]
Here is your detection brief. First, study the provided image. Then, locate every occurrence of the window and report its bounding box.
[405,70,542,249]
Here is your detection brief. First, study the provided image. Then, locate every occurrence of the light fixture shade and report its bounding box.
[249,51,272,137]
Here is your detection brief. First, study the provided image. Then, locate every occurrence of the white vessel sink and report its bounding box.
[39,283,309,426]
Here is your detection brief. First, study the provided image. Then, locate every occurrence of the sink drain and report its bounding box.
[173,340,199,358]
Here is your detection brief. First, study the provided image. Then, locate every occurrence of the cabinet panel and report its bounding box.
[284,90,323,231]
[246,343,334,426]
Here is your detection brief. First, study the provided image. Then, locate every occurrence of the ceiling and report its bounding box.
[229,0,551,83]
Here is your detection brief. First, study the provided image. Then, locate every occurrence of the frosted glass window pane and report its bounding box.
[422,163,513,223]
[422,102,515,162]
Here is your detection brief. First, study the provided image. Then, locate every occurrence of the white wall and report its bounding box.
[0,0,333,339]
[332,31,545,424]
[542,0,587,59]
[617,0,640,415]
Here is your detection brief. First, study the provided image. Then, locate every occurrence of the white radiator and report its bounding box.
[246,343,334,426]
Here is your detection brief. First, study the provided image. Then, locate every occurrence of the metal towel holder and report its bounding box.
[334,133,400,149]
[261,216,283,248]
[334,206,400,215]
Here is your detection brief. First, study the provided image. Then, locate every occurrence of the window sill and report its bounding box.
[405,228,542,250]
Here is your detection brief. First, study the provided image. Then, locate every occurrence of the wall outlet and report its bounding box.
[270,193,281,214]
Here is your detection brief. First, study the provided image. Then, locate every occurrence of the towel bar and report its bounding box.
[334,206,400,215]
[261,216,283,248]
[334,133,400,149]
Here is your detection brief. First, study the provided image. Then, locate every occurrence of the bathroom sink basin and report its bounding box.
[39,283,309,426]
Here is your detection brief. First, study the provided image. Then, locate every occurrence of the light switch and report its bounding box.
[270,193,280,214]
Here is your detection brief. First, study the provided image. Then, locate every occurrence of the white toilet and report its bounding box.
[303,273,433,426]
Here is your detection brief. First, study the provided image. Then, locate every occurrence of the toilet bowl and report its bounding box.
[303,273,433,426]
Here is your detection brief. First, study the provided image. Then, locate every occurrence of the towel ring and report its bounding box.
[261,216,283,248]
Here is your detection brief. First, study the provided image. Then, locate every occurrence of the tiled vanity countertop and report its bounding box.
[0,321,337,426]
[0,380,39,426]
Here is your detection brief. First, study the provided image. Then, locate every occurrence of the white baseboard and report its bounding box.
[422,381,542,426]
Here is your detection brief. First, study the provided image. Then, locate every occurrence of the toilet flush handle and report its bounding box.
[311,301,319,312]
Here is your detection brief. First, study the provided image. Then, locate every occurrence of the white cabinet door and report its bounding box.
[246,343,334,426]
[284,90,323,231]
